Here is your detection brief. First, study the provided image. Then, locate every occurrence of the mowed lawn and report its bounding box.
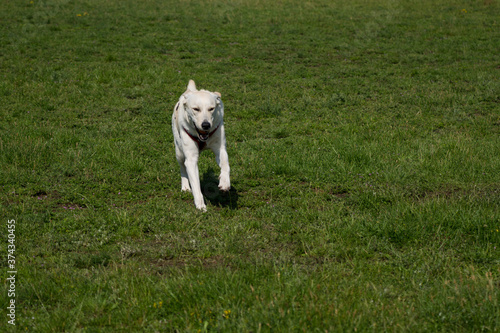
[1,0,499,331]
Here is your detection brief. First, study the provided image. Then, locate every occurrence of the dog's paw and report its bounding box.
[181,178,191,192]
[218,184,231,192]
[181,183,192,192]
[218,178,230,192]
[194,197,207,212]
[196,204,207,212]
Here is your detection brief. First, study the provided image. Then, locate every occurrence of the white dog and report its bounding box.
[172,80,230,211]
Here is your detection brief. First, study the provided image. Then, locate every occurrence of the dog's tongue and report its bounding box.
[198,130,209,141]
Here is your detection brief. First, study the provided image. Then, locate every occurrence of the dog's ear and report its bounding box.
[213,92,222,106]
[187,80,197,92]
[179,94,189,110]
[181,88,193,103]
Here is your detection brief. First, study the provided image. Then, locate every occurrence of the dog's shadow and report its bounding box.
[201,168,239,209]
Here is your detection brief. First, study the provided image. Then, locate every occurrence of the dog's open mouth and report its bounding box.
[195,127,210,142]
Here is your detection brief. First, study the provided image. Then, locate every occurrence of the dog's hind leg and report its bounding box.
[175,145,191,192]
[179,163,191,192]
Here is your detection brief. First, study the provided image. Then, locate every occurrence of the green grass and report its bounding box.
[1,0,499,331]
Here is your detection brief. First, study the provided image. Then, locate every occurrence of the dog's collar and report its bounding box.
[183,123,221,151]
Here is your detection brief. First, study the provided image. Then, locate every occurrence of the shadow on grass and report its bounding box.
[201,168,239,210]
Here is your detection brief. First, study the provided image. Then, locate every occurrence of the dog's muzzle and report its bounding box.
[195,122,211,142]
[183,122,221,151]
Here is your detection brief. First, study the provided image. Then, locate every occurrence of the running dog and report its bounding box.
[172,80,230,211]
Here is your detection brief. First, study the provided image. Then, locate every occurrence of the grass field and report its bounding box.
[1,0,499,331]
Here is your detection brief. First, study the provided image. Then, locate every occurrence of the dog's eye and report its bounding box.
[209,107,215,112]
[193,107,200,112]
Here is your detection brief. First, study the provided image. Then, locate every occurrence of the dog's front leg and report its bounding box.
[184,153,207,211]
[214,146,231,192]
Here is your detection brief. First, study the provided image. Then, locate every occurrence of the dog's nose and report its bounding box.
[201,121,211,130]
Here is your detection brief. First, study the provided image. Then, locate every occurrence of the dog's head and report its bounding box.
[181,80,223,141]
